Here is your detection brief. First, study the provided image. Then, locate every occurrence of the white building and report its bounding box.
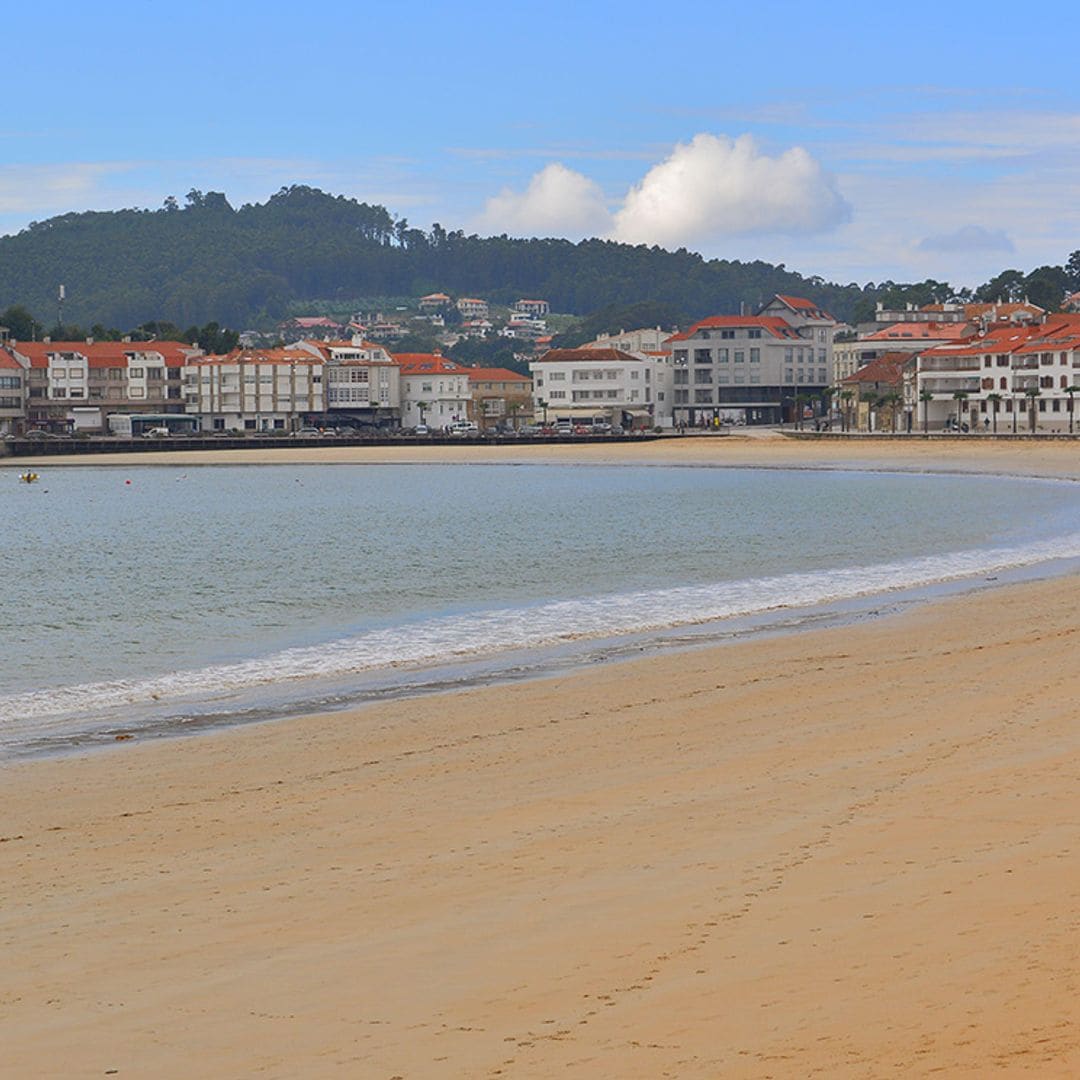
[916,315,1080,432]
[456,297,489,320]
[582,326,672,355]
[530,347,673,429]
[184,348,325,432]
[289,338,400,426]
[513,298,550,317]
[666,295,837,426]
[395,352,472,429]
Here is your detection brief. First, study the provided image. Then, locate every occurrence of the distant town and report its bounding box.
[5,288,1080,440]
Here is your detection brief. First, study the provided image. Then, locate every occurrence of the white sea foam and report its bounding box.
[4,530,1080,736]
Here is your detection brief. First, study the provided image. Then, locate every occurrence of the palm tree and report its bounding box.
[840,389,855,432]
[1012,393,1019,434]
[951,389,969,431]
[919,388,934,434]
[882,391,902,432]
[1065,385,1079,434]
[819,386,834,429]
[986,392,1002,434]
[537,398,549,424]
[415,400,430,427]
[793,393,806,430]
[507,400,523,431]
[1024,386,1041,433]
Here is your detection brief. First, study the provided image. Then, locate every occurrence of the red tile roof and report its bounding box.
[189,348,321,366]
[0,347,23,370]
[537,348,643,363]
[464,367,530,383]
[394,352,464,375]
[11,340,200,368]
[842,352,913,387]
[864,322,971,342]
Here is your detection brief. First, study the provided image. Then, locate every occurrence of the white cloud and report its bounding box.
[918,225,1014,254]
[0,162,129,214]
[610,133,850,247]
[477,162,612,237]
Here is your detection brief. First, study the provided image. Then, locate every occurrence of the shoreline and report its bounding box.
[3,437,1079,1076]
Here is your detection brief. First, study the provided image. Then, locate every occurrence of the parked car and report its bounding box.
[297,427,323,438]
[447,421,480,437]
[25,430,64,440]
[414,424,430,436]
[141,426,171,438]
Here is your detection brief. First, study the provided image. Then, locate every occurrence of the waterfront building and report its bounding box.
[833,322,972,385]
[289,338,400,427]
[465,366,533,429]
[839,352,916,432]
[6,338,201,433]
[0,343,26,435]
[395,352,472,429]
[916,314,1080,432]
[665,294,837,426]
[530,347,673,428]
[184,348,325,432]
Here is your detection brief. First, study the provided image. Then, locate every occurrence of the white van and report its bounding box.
[447,421,479,437]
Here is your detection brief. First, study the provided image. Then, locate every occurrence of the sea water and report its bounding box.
[2,462,1080,757]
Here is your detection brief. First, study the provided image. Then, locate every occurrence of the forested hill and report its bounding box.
[0,185,1075,331]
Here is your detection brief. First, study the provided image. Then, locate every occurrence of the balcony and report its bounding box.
[1011,357,1039,370]
[920,377,981,394]
[919,357,981,373]
[1012,374,1039,391]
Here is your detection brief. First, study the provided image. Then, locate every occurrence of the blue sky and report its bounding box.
[5,1,1080,288]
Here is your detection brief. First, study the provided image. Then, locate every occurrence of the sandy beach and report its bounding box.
[3,435,1078,1077]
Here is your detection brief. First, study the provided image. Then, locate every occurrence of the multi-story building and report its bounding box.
[465,366,533,430]
[530,347,673,428]
[456,297,489,320]
[916,315,1080,432]
[7,339,200,433]
[581,326,672,355]
[395,353,472,429]
[0,344,26,435]
[419,292,451,312]
[513,298,550,317]
[665,294,837,426]
[838,352,917,432]
[833,322,972,385]
[289,338,400,427]
[184,348,325,432]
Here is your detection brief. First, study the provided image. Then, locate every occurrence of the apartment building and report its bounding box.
[289,338,400,426]
[8,339,200,432]
[0,346,26,435]
[666,294,837,426]
[456,297,489,320]
[581,326,672,355]
[834,322,971,384]
[530,348,673,428]
[184,348,325,431]
[465,366,532,429]
[395,353,472,429]
[513,298,550,317]
[916,315,1080,431]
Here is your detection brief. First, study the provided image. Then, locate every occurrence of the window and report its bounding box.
[750,348,760,363]
[129,387,145,398]
[549,390,567,399]
[129,367,144,378]
[69,387,84,397]
[717,348,729,363]
[818,369,827,383]
[146,368,164,381]
[69,368,84,379]
[673,370,688,385]
[549,371,565,381]
[694,349,711,364]
[785,348,794,363]
[630,370,639,379]
[674,349,688,364]
[694,369,713,384]
[719,329,735,339]
[734,351,745,363]
[53,387,67,397]
[718,374,730,383]
[785,369,793,382]
[694,389,713,403]
[748,329,762,339]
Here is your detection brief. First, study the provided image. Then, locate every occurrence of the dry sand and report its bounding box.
[2,435,1079,1077]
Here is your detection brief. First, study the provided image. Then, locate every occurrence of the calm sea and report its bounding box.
[3,462,1079,757]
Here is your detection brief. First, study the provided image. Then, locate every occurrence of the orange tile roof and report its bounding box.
[538,348,643,363]
[772,294,835,320]
[0,347,23,370]
[842,352,913,387]
[864,322,971,342]
[394,352,464,375]
[464,366,530,382]
[189,348,322,366]
[12,340,199,368]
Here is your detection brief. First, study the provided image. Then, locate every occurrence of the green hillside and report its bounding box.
[0,185,1076,332]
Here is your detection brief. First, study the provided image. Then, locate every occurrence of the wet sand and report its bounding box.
[2,435,1078,1077]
